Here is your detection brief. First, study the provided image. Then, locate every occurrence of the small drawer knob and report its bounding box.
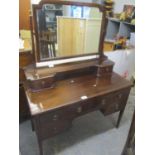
[118,94,122,99]
[101,99,106,105]
[53,114,58,121]
[115,104,119,110]
[106,68,109,72]
[41,81,45,85]
[77,107,82,113]
[53,127,57,132]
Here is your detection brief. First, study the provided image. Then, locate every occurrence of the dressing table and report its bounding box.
[24,1,132,155]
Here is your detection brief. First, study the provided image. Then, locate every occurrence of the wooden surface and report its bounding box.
[25,2,127,155]
[26,72,132,116]
[19,51,34,120]
[19,51,34,82]
[25,58,109,78]
[33,0,104,11]
[122,111,135,155]
[19,0,31,30]
[19,84,30,121]
[25,69,132,155]
[19,51,34,68]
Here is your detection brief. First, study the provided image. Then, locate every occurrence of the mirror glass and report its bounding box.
[36,4,102,61]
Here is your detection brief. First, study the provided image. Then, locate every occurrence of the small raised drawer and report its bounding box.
[27,74,56,92]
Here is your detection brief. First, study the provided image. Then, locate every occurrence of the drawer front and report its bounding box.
[39,98,102,125]
[38,98,102,139]
[79,98,102,114]
[39,105,78,125]
[40,120,72,140]
[27,76,56,92]
[101,88,130,115]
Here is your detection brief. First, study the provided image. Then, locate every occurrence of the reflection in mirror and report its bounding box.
[36,4,102,61]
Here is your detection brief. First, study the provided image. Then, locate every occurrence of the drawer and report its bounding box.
[40,120,72,140]
[38,98,103,139]
[27,74,56,92]
[39,105,78,125]
[101,88,130,115]
[39,97,102,126]
[79,98,102,114]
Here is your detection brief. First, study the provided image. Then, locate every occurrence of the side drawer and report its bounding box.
[40,120,72,140]
[101,88,130,115]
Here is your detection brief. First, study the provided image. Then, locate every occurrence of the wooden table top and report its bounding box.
[26,72,132,116]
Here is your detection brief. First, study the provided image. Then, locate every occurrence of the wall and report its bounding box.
[113,0,135,13]
[105,49,135,79]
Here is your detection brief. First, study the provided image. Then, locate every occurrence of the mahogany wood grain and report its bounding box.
[25,59,114,92]
[19,0,31,30]
[33,0,104,11]
[25,71,132,155]
[25,58,111,79]
[121,111,135,155]
[26,72,132,116]
[19,84,30,120]
[19,51,34,120]
[19,51,34,82]
[24,2,129,155]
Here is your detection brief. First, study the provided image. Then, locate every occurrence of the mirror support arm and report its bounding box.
[98,10,108,65]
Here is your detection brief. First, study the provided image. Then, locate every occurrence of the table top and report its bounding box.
[25,72,132,116]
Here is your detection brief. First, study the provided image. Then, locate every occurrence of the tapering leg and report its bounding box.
[38,139,43,155]
[31,119,34,131]
[116,108,125,128]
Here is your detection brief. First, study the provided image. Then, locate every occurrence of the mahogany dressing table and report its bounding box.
[24,1,132,155]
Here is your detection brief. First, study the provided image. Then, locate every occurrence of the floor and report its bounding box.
[19,88,135,155]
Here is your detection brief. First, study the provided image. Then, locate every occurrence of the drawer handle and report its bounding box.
[106,68,109,72]
[77,107,82,113]
[53,127,57,132]
[118,94,122,99]
[53,114,58,121]
[115,104,119,110]
[101,99,106,105]
[41,81,45,85]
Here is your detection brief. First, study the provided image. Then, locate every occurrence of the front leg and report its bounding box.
[116,107,125,128]
[38,139,43,155]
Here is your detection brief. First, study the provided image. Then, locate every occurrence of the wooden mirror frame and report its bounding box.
[30,0,109,65]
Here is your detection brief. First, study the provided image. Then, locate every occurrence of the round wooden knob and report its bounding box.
[106,68,109,72]
[53,114,58,121]
[41,81,45,85]
[101,99,106,105]
[118,94,122,99]
[77,107,82,113]
[53,127,57,132]
[115,104,119,110]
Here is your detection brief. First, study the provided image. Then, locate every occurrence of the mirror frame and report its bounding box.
[31,0,108,64]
